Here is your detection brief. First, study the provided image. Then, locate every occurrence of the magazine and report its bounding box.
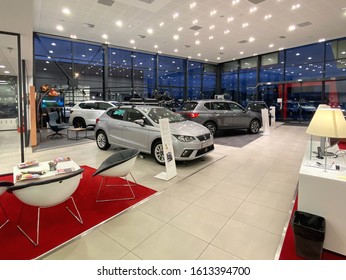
[53,156,71,163]
[16,173,40,181]
[17,160,39,169]
[56,167,75,174]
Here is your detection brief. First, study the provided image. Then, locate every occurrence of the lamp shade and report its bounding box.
[306,108,346,138]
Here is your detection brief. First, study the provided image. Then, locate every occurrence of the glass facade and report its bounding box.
[34,33,346,124]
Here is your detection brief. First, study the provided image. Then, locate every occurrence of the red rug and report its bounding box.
[0,165,156,260]
[279,196,346,260]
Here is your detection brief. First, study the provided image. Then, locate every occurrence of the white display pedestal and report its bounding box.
[270,106,276,123]
[155,118,177,181]
[298,140,346,256]
[261,108,270,135]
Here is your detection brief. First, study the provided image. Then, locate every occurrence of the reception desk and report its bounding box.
[298,140,346,256]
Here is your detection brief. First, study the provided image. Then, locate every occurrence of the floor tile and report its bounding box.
[137,192,189,222]
[212,180,253,200]
[232,201,290,235]
[198,244,241,260]
[42,230,128,260]
[99,209,164,250]
[169,204,228,242]
[193,190,242,217]
[163,181,208,203]
[211,219,280,260]
[132,224,208,260]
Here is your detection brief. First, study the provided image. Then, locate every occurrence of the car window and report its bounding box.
[147,107,185,124]
[212,102,229,110]
[108,108,125,120]
[98,102,113,110]
[229,103,244,112]
[180,102,197,111]
[80,102,96,109]
[126,108,149,124]
[204,102,211,110]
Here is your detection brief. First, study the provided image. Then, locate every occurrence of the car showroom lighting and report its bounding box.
[209,36,214,40]
[190,2,196,9]
[159,22,164,27]
[250,7,257,13]
[62,8,70,15]
[178,27,183,32]
[292,4,301,10]
[227,17,234,22]
[240,51,244,55]
[102,34,108,39]
[70,34,77,39]
[220,46,224,50]
[210,10,217,16]
[197,53,201,56]
[147,28,153,34]
[51,42,56,46]
[264,14,272,20]
[173,34,179,40]
[288,25,296,31]
[217,57,221,60]
[154,45,158,49]
[269,44,274,48]
[209,25,215,30]
[56,25,64,31]
[249,37,255,42]
[242,22,249,28]
[192,19,198,24]
[116,20,123,27]
[173,12,179,19]
[232,0,240,5]
[319,38,326,42]
[174,49,178,52]
[224,29,230,34]
[195,40,200,45]
[0,65,5,68]
[194,32,199,36]
[4,71,10,74]
[130,39,135,44]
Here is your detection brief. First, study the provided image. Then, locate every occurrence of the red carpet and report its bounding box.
[0,165,156,260]
[279,196,346,260]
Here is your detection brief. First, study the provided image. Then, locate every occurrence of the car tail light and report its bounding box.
[96,118,100,124]
[186,112,199,118]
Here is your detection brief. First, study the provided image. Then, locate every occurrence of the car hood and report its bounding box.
[169,120,210,136]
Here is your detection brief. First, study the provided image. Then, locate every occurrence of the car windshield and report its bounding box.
[145,107,185,124]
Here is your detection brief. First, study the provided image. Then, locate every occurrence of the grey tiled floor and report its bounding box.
[0,123,309,259]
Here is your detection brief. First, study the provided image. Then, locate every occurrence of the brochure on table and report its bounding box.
[155,118,177,181]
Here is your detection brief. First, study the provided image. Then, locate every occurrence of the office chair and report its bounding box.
[0,181,13,229]
[47,111,69,138]
[8,168,84,246]
[92,149,139,202]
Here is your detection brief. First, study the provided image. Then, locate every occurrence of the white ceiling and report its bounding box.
[32,0,346,63]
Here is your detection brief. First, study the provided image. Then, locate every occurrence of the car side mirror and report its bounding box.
[134,119,145,126]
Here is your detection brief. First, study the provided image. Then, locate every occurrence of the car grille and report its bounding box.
[196,133,211,141]
[196,145,214,157]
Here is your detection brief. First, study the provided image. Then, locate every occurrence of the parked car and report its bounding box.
[94,105,214,165]
[177,100,262,135]
[69,100,115,128]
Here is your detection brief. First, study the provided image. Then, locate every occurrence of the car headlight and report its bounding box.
[173,135,196,142]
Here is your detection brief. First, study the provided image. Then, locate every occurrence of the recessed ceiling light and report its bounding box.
[49,50,54,54]
[173,34,179,40]
[178,27,183,32]
[194,32,199,36]
[232,0,239,5]
[197,53,201,56]
[264,14,272,20]
[318,38,325,42]
[224,30,230,34]
[174,49,178,52]
[147,28,153,34]
[89,48,93,51]
[173,12,179,19]
[227,17,234,22]
[4,70,10,74]
[190,2,196,9]
[116,20,122,27]
[269,44,274,48]
[240,51,244,54]
[195,40,200,45]
[292,4,301,10]
[279,47,284,51]
[220,46,224,50]
[102,34,108,39]
[188,56,192,59]
[70,34,77,39]
[0,65,5,68]
[193,19,198,24]
[130,39,135,44]
[62,8,70,15]
[154,45,158,49]
[159,22,164,27]
[209,36,214,40]
[210,10,217,16]
[250,7,257,13]
[51,43,56,46]
[249,37,255,42]
[296,53,300,56]
[205,59,208,61]
[217,57,221,60]
[56,25,64,31]
[288,25,296,31]
[209,25,215,30]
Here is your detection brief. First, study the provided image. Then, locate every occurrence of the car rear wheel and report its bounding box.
[73,117,86,128]
[96,131,110,150]
[248,119,260,134]
[204,121,217,135]
[152,140,165,165]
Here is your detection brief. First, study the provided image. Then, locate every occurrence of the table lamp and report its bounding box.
[306,107,346,171]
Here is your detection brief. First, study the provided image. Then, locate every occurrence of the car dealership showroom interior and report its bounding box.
[1,0,346,263]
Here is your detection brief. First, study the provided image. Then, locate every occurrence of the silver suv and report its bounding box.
[69,100,115,128]
[178,100,262,135]
[95,105,214,165]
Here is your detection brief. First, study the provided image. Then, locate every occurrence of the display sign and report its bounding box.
[154,118,177,181]
[261,108,270,135]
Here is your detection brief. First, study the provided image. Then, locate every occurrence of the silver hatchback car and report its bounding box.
[95,105,214,165]
[178,100,262,135]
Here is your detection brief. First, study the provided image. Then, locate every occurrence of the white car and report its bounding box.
[69,100,115,128]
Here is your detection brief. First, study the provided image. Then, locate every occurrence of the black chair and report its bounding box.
[92,149,139,202]
[0,181,13,229]
[47,111,69,138]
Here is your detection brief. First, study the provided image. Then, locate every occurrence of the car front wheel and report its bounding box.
[248,119,260,134]
[96,131,110,150]
[152,140,165,165]
[204,121,217,135]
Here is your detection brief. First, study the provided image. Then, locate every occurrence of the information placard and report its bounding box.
[155,118,177,181]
